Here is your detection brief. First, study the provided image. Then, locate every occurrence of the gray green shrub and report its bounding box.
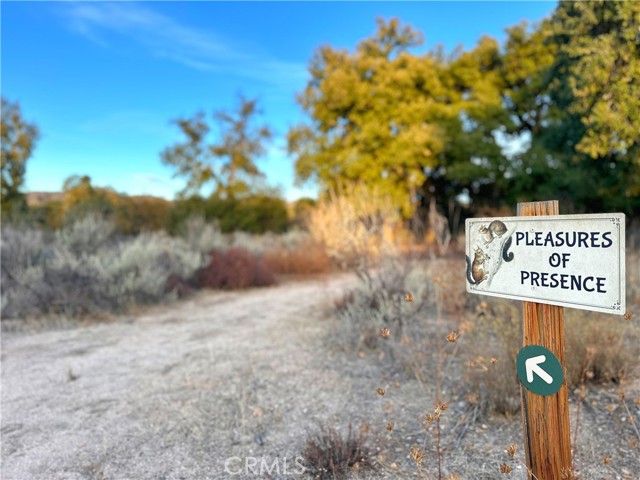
[1,215,216,319]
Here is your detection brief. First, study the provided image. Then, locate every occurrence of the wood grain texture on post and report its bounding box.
[518,201,573,479]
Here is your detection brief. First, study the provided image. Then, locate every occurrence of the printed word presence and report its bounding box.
[465,213,625,314]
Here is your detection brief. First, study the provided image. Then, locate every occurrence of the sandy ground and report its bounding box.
[2,272,639,480]
[2,274,360,480]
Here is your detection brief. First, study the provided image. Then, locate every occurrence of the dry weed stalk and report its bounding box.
[573,346,596,456]
[410,276,449,480]
[372,272,454,480]
[501,442,542,480]
[618,388,640,442]
[434,276,445,480]
[410,444,426,480]
[428,198,451,257]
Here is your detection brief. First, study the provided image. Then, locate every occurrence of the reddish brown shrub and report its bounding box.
[165,273,192,298]
[263,241,332,276]
[194,247,276,290]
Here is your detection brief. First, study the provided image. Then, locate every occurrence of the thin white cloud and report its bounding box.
[58,2,307,85]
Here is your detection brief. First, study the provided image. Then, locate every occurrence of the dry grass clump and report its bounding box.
[564,311,640,390]
[306,183,405,270]
[325,243,640,476]
[226,228,334,276]
[463,301,640,415]
[263,239,332,276]
[301,424,374,479]
[193,247,276,290]
[626,247,640,309]
[331,256,432,354]
[563,242,640,391]
[433,255,472,316]
[462,304,640,416]
[463,301,522,416]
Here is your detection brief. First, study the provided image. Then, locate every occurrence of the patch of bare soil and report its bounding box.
[2,272,639,479]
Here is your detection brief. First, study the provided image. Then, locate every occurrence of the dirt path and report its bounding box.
[1,274,361,480]
[3,272,639,480]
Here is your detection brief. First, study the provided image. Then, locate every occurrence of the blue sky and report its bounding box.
[2,1,556,201]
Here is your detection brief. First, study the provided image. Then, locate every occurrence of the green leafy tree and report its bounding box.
[161,96,272,199]
[549,1,639,214]
[115,195,170,234]
[503,2,640,214]
[232,194,289,234]
[291,8,639,222]
[288,18,438,218]
[288,18,508,223]
[432,35,510,214]
[60,175,118,224]
[1,97,39,214]
[166,192,288,235]
[496,21,563,207]
[553,2,639,161]
[165,195,207,234]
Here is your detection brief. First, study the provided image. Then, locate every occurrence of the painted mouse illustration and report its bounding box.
[478,220,514,262]
[479,220,508,244]
[466,246,488,285]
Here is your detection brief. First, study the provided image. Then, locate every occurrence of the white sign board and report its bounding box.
[465,213,625,314]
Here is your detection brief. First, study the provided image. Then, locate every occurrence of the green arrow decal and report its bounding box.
[516,345,564,396]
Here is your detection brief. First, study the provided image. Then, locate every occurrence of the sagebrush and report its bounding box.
[1,215,210,318]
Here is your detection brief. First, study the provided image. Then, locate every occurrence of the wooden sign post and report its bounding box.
[465,201,626,479]
[518,201,572,480]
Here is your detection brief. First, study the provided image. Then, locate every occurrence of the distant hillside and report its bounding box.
[26,192,65,207]
[26,191,171,207]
